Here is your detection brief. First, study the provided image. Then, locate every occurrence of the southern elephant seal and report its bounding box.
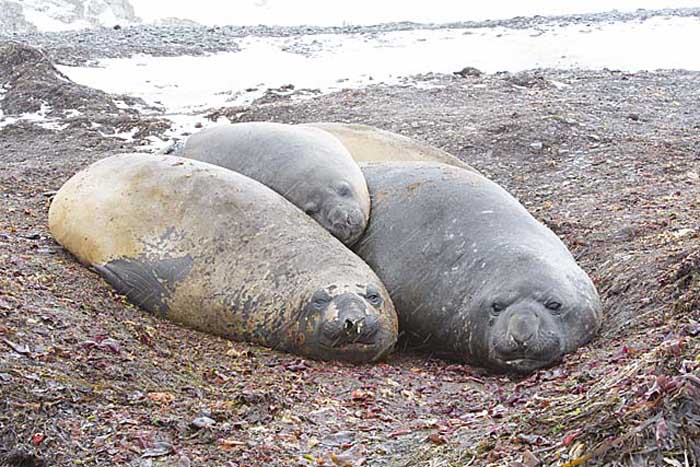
[302,122,475,171]
[178,122,370,246]
[48,154,398,363]
[353,162,602,373]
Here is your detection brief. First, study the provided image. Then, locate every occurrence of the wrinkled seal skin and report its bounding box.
[178,122,370,246]
[48,154,398,363]
[302,122,476,172]
[353,162,602,373]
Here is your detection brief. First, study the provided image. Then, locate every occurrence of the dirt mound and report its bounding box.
[0,42,143,118]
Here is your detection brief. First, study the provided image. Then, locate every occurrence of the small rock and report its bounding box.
[530,142,544,151]
[194,122,203,129]
[672,228,695,239]
[522,450,541,467]
[454,66,483,78]
[142,441,174,458]
[191,416,216,429]
[0,449,44,467]
[627,113,640,121]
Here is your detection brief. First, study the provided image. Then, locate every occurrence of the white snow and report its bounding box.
[51,13,700,148]
[101,126,139,141]
[20,0,92,32]
[130,0,700,27]
[13,0,138,32]
[63,109,83,118]
[133,114,233,152]
[0,102,68,130]
[57,15,700,117]
[0,84,8,118]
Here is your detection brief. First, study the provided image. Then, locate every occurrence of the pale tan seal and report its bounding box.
[49,153,398,362]
[301,122,475,171]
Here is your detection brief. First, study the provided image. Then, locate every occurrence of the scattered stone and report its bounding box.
[454,66,483,78]
[522,450,542,467]
[142,442,174,458]
[190,416,216,429]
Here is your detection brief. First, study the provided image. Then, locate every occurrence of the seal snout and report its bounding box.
[326,205,366,244]
[491,304,563,372]
[326,293,381,346]
[303,286,397,363]
[508,311,538,347]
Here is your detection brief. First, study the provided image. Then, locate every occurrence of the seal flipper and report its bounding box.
[94,256,193,317]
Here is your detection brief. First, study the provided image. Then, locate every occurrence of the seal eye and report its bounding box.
[310,290,332,310]
[365,286,383,307]
[303,202,319,216]
[366,292,382,307]
[491,302,506,315]
[337,185,351,197]
[546,301,562,313]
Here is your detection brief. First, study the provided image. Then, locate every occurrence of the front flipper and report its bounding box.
[94,256,193,317]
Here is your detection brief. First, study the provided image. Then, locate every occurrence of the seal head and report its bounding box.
[295,283,396,362]
[458,255,602,373]
[300,179,367,246]
[353,162,603,373]
[179,123,371,246]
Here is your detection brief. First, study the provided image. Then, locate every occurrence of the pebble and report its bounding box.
[191,416,216,429]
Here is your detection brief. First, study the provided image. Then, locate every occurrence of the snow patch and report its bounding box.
[22,8,92,32]
[0,84,8,118]
[134,114,233,152]
[63,109,83,118]
[8,0,139,33]
[100,126,139,141]
[0,102,69,130]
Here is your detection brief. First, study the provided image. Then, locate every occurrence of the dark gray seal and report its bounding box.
[48,153,398,363]
[179,122,370,246]
[353,162,602,373]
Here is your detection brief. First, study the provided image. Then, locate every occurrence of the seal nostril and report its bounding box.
[347,209,363,226]
[344,318,356,334]
[510,328,534,346]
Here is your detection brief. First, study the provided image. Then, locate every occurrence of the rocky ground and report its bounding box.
[1,12,700,467]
